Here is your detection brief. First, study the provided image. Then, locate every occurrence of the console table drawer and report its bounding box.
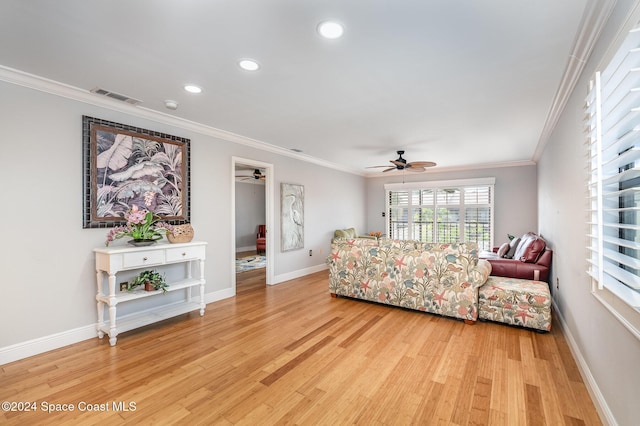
[166,245,204,262]
[123,250,165,268]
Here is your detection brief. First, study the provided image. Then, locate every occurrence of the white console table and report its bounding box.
[94,241,207,346]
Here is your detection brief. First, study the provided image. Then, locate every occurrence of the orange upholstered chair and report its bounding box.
[256,225,266,254]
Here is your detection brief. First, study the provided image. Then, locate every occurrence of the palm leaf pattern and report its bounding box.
[95,130,184,218]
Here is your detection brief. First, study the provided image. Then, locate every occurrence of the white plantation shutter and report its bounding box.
[411,189,435,242]
[389,190,410,240]
[463,186,492,250]
[385,178,494,251]
[436,189,461,244]
[586,24,640,313]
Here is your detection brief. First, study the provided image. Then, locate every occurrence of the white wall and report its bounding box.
[269,157,368,277]
[0,79,367,361]
[365,164,538,247]
[235,181,265,250]
[538,1,640,424]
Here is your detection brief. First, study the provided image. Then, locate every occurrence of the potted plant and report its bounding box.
[127,269,168,293]
[105,205,174,246]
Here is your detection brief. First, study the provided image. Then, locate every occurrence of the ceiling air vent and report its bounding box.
[90,87,143,105]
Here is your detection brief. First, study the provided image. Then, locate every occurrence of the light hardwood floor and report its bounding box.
[1,268,601,425]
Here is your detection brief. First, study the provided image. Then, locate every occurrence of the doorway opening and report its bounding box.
[232,157,274,293]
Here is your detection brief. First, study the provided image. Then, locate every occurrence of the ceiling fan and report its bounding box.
[235,169,266,181]
[367,150,436,173]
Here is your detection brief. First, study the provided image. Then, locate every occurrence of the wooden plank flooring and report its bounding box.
[1,268,601,425]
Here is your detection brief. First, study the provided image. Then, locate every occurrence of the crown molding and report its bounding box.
[0,64,554,178]
[533,0,617,161]
[0,65,364,177]
[593,0,640,71]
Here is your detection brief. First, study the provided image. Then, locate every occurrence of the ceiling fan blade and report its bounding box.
[370,152,436,172]
[407,161,437,168]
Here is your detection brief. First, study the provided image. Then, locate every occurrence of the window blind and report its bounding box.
[386,180,494,251]
[587,25,640,308]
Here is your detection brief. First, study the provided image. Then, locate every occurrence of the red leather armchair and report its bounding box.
[487,249,553,282]
[486,232,553,282]
[256,225,266,254]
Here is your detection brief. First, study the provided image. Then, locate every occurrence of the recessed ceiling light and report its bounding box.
[317,21,344,39]
[184,84,202,94]
[238,59,260,71]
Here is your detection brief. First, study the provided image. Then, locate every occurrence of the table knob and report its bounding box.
[143,257,148,261]
[182,252,186,256]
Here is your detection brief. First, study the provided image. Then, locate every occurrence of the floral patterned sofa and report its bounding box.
[326,238,492,323]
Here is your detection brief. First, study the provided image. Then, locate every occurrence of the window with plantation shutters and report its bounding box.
[385,178,494,251]
[586,23,640,338]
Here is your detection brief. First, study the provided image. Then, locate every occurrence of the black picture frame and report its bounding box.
[82,116,191,229]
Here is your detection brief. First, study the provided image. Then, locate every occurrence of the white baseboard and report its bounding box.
[552,299,615,425]
[0,289,236,366]
[236,245,255,253]
[204,287,235,304]
[0,325,97,366]
[271,263,328,285]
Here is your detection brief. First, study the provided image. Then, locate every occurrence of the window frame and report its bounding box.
[586,19,640,341]
[384,178,495,251]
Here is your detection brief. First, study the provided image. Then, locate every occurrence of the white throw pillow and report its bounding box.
[514,232,537,260]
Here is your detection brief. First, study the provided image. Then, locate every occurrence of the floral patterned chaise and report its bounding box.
[478,276,552,331]
[326,238,492,322]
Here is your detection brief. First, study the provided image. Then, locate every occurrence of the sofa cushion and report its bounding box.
[381,238,418,250]
[417,242,479,266]
[497,242,510,258]
[520,238,546,263]
[505,237,520,259]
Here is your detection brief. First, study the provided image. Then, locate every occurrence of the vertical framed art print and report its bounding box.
[280,183,304,251]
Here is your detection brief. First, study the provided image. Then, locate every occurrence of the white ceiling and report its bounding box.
[0,0,592,174]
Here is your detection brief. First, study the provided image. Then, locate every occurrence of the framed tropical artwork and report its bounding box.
[82,116,190,228]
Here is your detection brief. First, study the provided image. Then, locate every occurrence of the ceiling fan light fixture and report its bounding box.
[235,168,266,182]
